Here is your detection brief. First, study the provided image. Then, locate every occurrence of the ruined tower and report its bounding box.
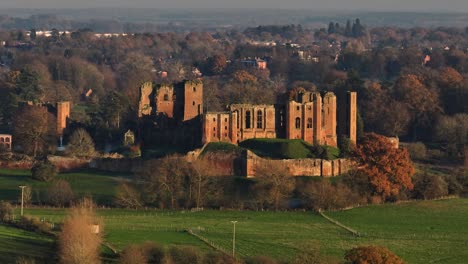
[138,82,153,117]
[312,92,322,145]
[182,80,203,121]
[348,91,357,144]
[56,101,70,135]
[322,92,337,147]
[155,84,175,118]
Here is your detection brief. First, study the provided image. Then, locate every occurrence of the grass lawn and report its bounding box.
[0,168,131,205]
[327,198,468,264]
[15,198,468,263]
[0,224,55,263]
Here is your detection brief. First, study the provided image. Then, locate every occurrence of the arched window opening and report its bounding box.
[245,111,251,129]
[163,94,169,101]
[295,117,301,129]
[257,110,263,129]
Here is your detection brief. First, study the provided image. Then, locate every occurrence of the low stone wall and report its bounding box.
[89,158,146,173]
[244,150,353,177]
[89,150,354,177]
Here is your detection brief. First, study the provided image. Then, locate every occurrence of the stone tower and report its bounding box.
[56,101,70,135]
[322,92,337,147]
[138,82,153,117]
[312,92,322,145]
[348,91,357,144]
[155,84,175,118]
[182,80,203,121]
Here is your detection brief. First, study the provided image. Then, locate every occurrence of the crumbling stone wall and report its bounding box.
[138,82,153,117]
[243,150,353,177]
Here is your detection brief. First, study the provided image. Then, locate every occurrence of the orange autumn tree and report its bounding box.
[355,133,414,199]
[345,245,405,264]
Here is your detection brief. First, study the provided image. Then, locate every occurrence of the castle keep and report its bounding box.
[138,80,357,147]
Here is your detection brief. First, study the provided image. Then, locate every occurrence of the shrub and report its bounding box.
[297,179,362,211]
[17,215,52,234]
[0,201,13,223]
[203,252,238,264]
[344,245,405,264]
[47,180,74,207]
[406,142,427,160]
[245,256,278,264]
[65,128,95,158]
[120,244,148,264]
[114,183,142,209]
[31,160,57,182]
[165,246,201,264]
[413,173,449,200]
[58,202,102,264]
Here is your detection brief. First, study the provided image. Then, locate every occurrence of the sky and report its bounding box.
[1,0,468,12]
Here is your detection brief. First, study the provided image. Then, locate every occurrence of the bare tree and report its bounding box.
[58,198,102,264]
[253,161,295,210]
[114,182,142,209]
[139,155,190,209]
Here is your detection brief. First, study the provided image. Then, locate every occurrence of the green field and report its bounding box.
[0,168,131,205]
[0,224,55,263]
[7,198,467,263]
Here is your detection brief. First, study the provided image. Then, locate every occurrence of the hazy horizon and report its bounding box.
[1,0,468,13]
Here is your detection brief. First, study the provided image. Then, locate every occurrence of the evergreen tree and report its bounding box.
[16,68,43,102]
[328,22,335,34]
[345,20,352,37]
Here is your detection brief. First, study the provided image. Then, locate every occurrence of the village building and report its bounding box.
[0,134,12,151]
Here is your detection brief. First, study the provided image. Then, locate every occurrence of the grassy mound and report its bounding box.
[239,138,339,160]
[201,142,243,155]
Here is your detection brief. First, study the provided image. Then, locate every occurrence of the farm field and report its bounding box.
[0,168,131,205]
[0,224,55,263]
[11,198,468,263]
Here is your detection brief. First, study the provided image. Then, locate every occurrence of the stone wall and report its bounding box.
[90,150,354,178]
[243,150,353,177]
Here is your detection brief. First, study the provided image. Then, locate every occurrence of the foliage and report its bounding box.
[344,245,405,264]
[412,173,449,200]
[406,142,427,160]
[13,106,56,157]
[114,183,142,209]
[253,161,295,210]
[0,201,13,222]
[355,133,414,199]
[47,180,75,207]
[16,215,52,234]
[297,179,363,211]
[15,67,43,102]
[166,246,202,264]
[139,155,193,209]
[58,200,102,264]
[120,241,165,264]
[31,160,58,182]
[65,128,95,158]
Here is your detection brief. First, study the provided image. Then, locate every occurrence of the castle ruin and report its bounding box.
[138,80,357,147]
